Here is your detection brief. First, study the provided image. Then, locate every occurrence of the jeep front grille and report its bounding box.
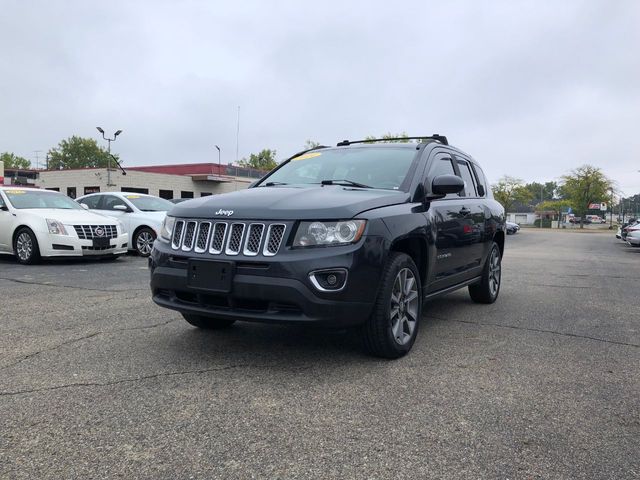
[171,220,286,257]
[225,223,245,255]
[264,224,286,256]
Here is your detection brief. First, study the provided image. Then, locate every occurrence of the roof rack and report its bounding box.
[336,134,448,147]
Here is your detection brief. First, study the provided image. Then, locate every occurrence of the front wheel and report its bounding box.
[134,227,156,257]
[469,242,502,304]
[14,228,41,265]
[362,252,422,359]
[182,314,236,330]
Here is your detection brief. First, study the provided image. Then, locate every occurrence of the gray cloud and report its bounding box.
[1,0,638,194]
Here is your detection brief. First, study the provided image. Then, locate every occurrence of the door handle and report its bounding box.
[459,207,471,215]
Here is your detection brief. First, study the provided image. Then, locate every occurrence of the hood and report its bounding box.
[19,208,121,225]
[169,186,409,220]
[131,210,166,224]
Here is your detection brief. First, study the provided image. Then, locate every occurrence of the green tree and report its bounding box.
[364,132,411,143]
[0,152,31,169]
[560,165,614,228]
[524,181,559,204]
[48,136,118,170]
[492,176,534,212]
[304,140,321,149]
[238,149,277,171]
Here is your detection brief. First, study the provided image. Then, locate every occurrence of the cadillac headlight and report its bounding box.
[293,220,366,247]
[46,219,68,235]
[160,216,176,241]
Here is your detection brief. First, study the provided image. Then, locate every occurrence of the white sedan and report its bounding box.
[77,192,173,256]
[0,187,128,264]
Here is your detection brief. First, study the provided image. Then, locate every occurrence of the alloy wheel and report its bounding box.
[16,232,33,261]
[137,231,155,255]
[390,268,419,346]
[489,247,501,296]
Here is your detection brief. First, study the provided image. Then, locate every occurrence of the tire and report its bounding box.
[13,227,41,265]
[182,313,236,330]
[134,227,156,257]
[469,241,501,304]
[362,252,422,359]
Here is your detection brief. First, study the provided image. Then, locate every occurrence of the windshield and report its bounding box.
[4,189,83,210]
[258,147,418,191]
[124,195,173,212]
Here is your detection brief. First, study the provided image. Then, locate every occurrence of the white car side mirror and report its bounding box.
[113,204,128,211]
[80,203,89,210]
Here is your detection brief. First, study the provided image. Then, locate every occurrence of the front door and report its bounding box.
[426,154,484,292]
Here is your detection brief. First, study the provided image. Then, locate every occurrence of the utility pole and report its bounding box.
[540,184,544,228]
[33,150,42,170]
[96,127,122,187]
[236,106,240,164]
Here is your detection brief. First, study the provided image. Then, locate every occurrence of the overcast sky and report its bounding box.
[1,0,639,195]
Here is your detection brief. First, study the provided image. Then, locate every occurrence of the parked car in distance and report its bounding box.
[621,219,638,241]
[149,135,506,359]
[585,215,606,224]
[626,227,640,246]
[506,221,520,235]
[0,187,128,264]
[77,192,173,256]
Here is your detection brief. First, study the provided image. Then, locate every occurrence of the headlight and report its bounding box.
[46,219,68,235]
[159,216,176,241]
[293,220,366,247]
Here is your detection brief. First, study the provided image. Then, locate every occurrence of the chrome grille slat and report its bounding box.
[243,224,265,256]
[73,225,117,240]
[225,223,245,256]
[171,220,185,249]
[194,222,211,253]
[181,221,197,251]
[171,220,285,256]
[209,222,228,254]
[264,224,286,256]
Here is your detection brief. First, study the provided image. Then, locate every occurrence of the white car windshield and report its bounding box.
[123,194,173,212]
[4,190,83,210]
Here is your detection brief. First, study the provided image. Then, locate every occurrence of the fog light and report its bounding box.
[309,268,348,292]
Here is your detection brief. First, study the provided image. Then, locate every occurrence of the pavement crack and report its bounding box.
[435,317,640,348]
[0,319,177,371]
[0,277,146,293]
[0,363,312,397]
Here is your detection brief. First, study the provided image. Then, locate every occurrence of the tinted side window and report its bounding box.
[102,195,128,210]
[456,160,477,197]
[469,162,487,197]
[80,195,101,209]
[0,194,6,209]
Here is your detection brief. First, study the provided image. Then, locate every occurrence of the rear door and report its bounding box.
[453,157,485,271]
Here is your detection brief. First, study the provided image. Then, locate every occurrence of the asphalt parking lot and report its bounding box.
[1,230,638,479]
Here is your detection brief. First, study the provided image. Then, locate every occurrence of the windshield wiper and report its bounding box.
[262,181,288,187]
[320,179,371,188]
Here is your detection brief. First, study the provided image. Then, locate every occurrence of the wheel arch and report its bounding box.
[389,236,428,286]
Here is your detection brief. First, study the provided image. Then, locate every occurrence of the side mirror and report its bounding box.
[0,204,8,211]
[113,204,129,211]
[80,203,89,210]
[430,174,465,197]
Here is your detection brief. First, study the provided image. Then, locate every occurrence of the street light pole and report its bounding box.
[215,145,221,176]
[96,127,122,187]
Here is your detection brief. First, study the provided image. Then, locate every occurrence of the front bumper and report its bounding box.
[149,236,387,327]
[36,232,129,257]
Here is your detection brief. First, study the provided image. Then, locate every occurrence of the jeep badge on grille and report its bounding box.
[215,209,234,217]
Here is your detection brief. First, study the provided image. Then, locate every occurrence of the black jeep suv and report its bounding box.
[149,135,505,358]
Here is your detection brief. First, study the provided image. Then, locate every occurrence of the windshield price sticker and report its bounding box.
[292,152,322,162]
[7,190,26,195]
[125,195,141,199]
